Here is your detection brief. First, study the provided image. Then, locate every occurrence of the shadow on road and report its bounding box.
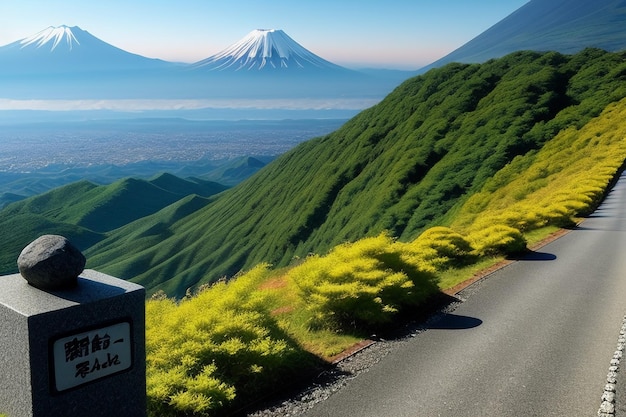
[424,313,483,330]
[508,250,557,261]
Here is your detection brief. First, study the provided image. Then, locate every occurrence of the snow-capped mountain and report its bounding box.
[0,25,402,100]
[191,29,348,72]
[0,25,174,75]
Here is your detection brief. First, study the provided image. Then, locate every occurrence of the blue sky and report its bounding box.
[0,1,529,70]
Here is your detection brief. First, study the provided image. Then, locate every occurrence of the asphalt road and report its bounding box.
[303,172,626,417]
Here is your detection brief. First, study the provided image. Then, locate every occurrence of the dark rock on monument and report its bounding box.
[17,235,85,290]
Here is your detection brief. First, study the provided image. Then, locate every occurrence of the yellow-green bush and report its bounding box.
[146,265,313,417]
[453,98,626,235]
[400,226,475,269]
[289,233,439,330]
[467,225,527,256]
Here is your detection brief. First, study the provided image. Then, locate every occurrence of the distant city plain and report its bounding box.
[0,117,347,205]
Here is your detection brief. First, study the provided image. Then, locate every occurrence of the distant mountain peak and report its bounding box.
[0,25,175,76]
[20,25,82,52]
[191,28,345,72]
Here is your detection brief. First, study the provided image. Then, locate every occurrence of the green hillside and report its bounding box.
[201,156,268,186]
[0,214,102,274]
[0,192,26,208]
[0,174,225,274]
[85,48,626,297]
[0,155,268,207]
[144,92,626,417]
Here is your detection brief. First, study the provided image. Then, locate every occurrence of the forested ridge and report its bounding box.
[145,90,626,416]
[1,49,626,298]
[86,48,626,296]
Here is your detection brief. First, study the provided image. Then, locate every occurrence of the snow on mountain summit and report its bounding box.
[0,25,175,75]
[192,29,346,72]
[20,25,81,52]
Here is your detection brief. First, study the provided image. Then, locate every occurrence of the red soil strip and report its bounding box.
[329,339,377,364]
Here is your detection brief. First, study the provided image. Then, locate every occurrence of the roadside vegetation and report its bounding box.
[85,48,626,297]
[145,92,626,415]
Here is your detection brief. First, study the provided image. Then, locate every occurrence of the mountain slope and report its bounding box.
[0,25,180,99]
[2,174,226,232]
[201,156,268,186]
[422,0,626,71]
[0,213,103,275]
[0,192,25,208]
[85,49,626,296]
[0,175,225,274]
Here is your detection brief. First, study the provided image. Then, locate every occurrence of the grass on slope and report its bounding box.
[0,181,104,273]
[450,99,626,234]
[86,194,214,294]
[88,49,626,297]
[144,96,626,416]
[0,174,225,276]
[0,214,103,274]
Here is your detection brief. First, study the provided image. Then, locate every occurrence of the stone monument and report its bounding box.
[0,235,146,417]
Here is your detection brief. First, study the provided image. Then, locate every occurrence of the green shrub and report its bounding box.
[403,226,476,269]
[289,233,439,331]
[146,265,313,417]
[468,225,527,256]
[453,98,626,236]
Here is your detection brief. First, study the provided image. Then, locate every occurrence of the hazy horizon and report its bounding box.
[0,1,529,70]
